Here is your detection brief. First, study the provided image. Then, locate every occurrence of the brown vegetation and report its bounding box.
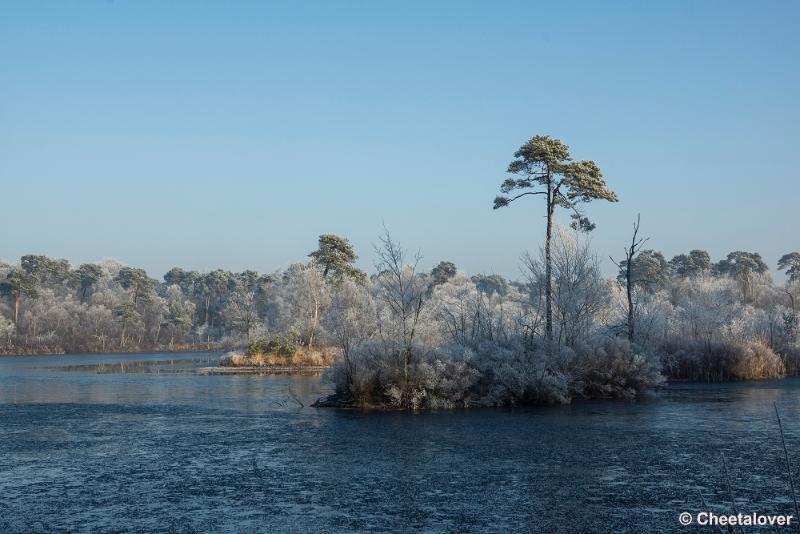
[220,346,334,368]
[664,339,785,381]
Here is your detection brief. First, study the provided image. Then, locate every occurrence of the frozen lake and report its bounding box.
[1,352,800,532]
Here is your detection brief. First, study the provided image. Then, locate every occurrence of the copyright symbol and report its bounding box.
[679,512,693,525]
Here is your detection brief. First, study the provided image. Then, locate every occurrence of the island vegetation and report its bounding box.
[2,136,799,410]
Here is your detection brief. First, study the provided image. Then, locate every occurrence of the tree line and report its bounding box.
[2,135,798,408]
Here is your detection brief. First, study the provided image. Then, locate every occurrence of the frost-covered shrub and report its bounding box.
[728,340,784,380]
[427,274,528,346]
[570,337,665,399]
[247,334,298,358]
[469,340,572,406]
[664,339,784,381]
[219,351,247,366]
[327,335,668,408]
[330,340,393,406]
[0,315,16,347]
[781,343,800,376]
[220,345,331,367]
[330,341,479,409]
[523,227,610,344]
[410,345,480,409]
[662,341,737,381]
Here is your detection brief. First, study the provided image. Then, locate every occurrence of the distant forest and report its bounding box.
[3,230,799,400]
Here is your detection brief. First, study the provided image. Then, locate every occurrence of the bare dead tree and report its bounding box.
[610,214,648,342]
[373,227,429,408]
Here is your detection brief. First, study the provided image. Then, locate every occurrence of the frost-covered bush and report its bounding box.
[570,337,665,399]
[0,315,16,347]
[468,340,572,405]
[781,343,800,376]
[663,339,784,381]
[220,340,332,368]
[388,345,480,409]
[326,334,669,409]
[219,351,247,366]
[523,227,610,344]
[330,340,386,406]
[247,334,298,358]
[330,341,479,409]
[427,273,528,346]
[728,340,784,380]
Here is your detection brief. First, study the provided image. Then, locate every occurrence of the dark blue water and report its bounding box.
[1,352,800,533]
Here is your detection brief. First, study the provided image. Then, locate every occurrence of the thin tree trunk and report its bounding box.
[624,215,643,342]
[14,295,20,328]
[544,175,553,342]
[627,259,634,342]
[308,299,319,350]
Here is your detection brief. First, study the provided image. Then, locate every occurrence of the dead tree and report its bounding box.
[610,214,648,342]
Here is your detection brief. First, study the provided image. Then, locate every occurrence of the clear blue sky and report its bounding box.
[2,1,798,280]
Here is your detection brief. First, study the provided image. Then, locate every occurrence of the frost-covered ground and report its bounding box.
[1,353,799,533]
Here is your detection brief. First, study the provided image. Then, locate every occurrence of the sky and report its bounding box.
[1,1,798,281]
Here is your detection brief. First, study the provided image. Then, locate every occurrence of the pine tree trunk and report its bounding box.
[544,176,553,342]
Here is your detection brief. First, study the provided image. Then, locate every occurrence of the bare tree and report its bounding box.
[325,278,377,389]
[610,214,648,342]
[524,226,608,346]
[372,229,430,407]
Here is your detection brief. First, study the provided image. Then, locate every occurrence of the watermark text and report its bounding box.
[679,511,794,527]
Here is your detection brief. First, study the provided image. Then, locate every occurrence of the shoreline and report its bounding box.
[198,365,328,375]
[0,347,224,358]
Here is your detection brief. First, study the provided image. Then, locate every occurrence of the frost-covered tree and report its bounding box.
[325,278,377,390]
[429,273,526,345]
[309,234,366,283]
[21,254,71,291]
[195,270,233,331]
[164,267,199,293]
[115,301,141,348]
[525,227,608,345]
[281,262,330,349]
[115,267,154,306]
[221,284,259,342]
[371,230,431,407]
[715,251,769,303]
[74,263,103,303]
[0,268,38,327]
[493,135,618,341]
[669,250,711,278]
[0,315,16,348]
[164,285,195,347]
[778,252,800,284]
[471,274,508,297]
[430,261,457,287]
[616,249,669,292]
